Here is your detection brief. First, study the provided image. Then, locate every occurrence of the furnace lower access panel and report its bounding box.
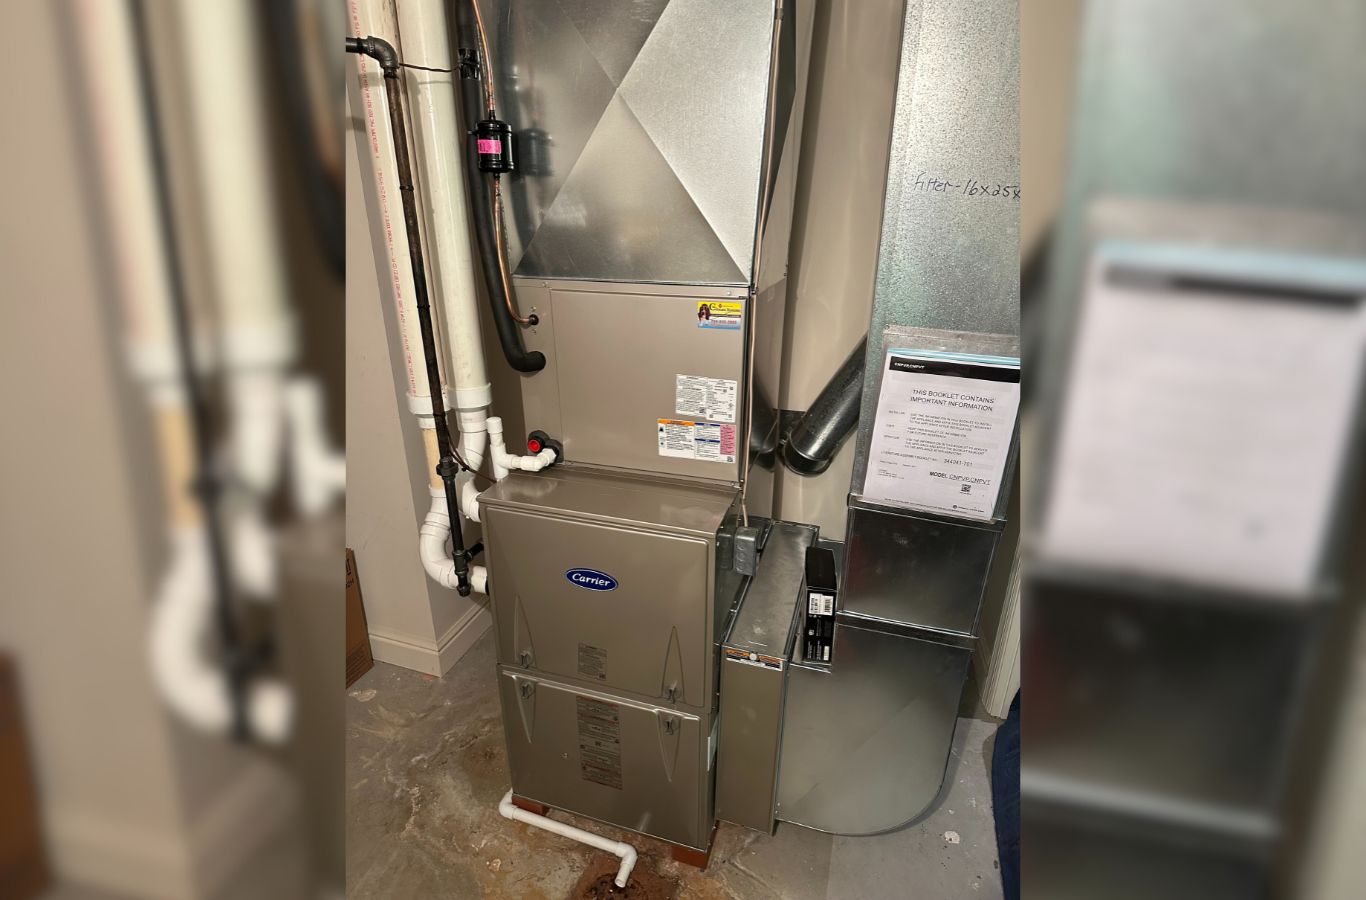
[498,670,709,849]
[479,466,741,850]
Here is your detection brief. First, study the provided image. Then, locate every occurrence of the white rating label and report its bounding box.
[675,374,738,423]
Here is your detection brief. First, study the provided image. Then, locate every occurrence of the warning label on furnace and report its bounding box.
[576,696,623,790]
[577,643,607,681]
[658,419,737,463]
[724,646,785,671]
[676,374,737,423]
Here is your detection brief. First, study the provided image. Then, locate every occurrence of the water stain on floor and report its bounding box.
[347,631,1003,900]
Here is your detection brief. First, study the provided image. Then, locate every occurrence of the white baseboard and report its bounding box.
[46,809,191,900]
[368,605,492,677]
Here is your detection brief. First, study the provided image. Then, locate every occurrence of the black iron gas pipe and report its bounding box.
[347,35,477,595]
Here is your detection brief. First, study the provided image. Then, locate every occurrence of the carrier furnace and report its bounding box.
[474,0,813,853]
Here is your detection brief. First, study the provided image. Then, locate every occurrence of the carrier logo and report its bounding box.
[565,568,618,592]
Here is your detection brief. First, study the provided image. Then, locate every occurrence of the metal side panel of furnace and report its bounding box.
[479,466,745,850]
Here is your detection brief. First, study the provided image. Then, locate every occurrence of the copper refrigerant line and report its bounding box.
[468,0,537,328]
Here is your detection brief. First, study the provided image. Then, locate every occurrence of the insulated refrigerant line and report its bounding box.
[347,35,480,595]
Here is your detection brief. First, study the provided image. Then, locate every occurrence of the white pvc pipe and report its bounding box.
[150,527,293,744]
[348,0,430,399]
[174,0,294,346]
[498,790,637,888]
[394,0,490,406]
[70,0,181,382]
[488,417,557,480]
[418,490,487,592]
[286,378,347,517]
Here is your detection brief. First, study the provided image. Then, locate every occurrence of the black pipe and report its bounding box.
[130,0,254,739]
[782,336,867,476]
[453,6,546,373]
[348,36,477,595]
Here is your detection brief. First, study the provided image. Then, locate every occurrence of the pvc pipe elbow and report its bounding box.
[418,495,486,592]
[418,497,459,589]
[149,528,293,743]
[497,790,636,887]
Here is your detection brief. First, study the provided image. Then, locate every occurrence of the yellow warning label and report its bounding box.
[696,301,742,330]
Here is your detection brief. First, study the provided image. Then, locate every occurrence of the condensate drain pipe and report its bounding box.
[499,791,637,888]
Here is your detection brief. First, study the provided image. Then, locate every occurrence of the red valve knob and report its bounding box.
[527,437,542,453]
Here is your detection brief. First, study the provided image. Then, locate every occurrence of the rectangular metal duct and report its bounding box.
[776,0,1020,836]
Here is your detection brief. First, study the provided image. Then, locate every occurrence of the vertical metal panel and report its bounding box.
[775,620,972,834]
[716,522,815,832]
[850,0,1021,491]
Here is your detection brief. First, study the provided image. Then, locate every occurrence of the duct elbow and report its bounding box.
[782,439,835,476]
[780,336,867,477]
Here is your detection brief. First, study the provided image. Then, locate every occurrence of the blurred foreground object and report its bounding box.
[1026,1,1366,898]
[0,0,342,895]
[70,0,344,745]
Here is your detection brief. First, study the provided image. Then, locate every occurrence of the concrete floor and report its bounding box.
[348,629,1004,899]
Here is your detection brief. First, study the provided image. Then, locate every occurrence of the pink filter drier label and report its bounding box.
[477,138,502,154]
[720,424,737,457]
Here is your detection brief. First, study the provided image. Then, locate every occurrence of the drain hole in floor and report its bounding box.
[572,860,676,900]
